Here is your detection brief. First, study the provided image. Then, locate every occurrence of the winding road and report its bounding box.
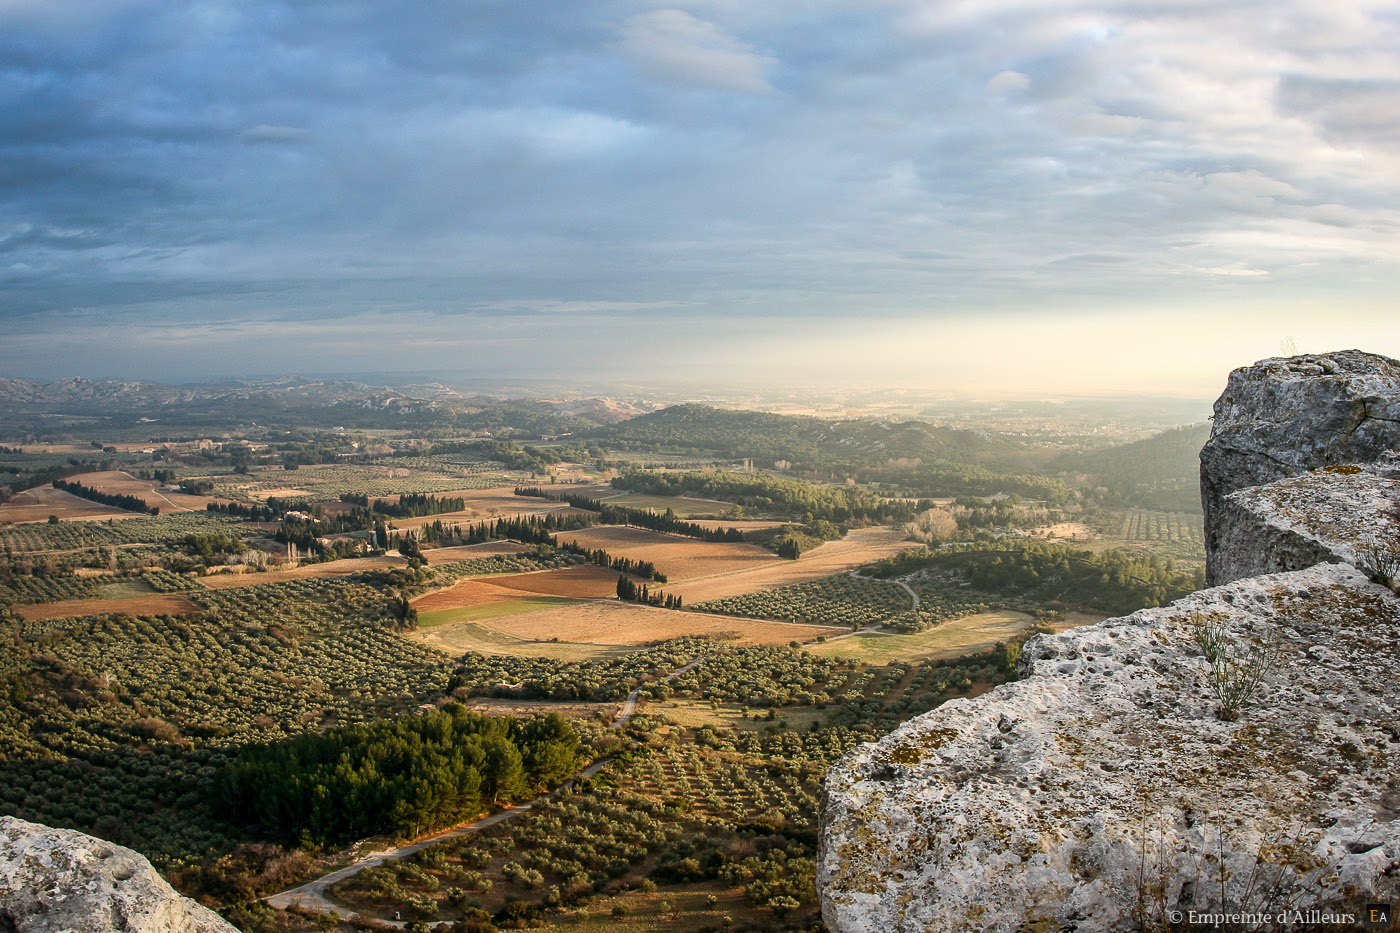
[265,656,706,921]
[850,570,920,609]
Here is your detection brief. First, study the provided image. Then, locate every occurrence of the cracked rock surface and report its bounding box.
[0,817,235,932]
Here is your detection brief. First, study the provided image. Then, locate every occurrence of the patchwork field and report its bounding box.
[12,593,201,621]
[65,471,215,513]
[409,620,635,661]
[0,486,135,524]
[669,525,914,603]
[207,465,516,502]
[411,600,840,660]
[197,555,407,589]
[552,526,780,581]
[385,488,582,530]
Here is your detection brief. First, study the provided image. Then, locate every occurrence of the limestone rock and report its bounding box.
[1209,468,1400,585]
[819,565,1400,933]
[1201,349,1400,584]
[820,351,1400,933]
[0,817,236,933]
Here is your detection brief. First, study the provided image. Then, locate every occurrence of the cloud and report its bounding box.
[987,70,1029,93]
[0,0,1398,390]
[619,9,776,93]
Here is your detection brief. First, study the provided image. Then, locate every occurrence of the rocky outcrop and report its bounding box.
[1207,467,1399,586]
[0,817,236,933]
[819,351,1400,932]
[1201,350,1400,583]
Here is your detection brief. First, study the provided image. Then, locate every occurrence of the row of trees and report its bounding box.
[616,575,682,608]
[341,492,468,519]
[206,497,314,522]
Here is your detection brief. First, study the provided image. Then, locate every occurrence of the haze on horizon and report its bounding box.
[2,0,1398,398]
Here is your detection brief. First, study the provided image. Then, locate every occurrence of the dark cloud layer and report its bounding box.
[1,0,1397,389]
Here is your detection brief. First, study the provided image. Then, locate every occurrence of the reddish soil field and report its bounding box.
[14,593,201,620]
[412,580,524,612]
[478,564,626,598]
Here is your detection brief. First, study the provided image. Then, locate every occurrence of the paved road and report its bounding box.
[265,655,706,921]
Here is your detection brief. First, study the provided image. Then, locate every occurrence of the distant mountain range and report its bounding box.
[0,376,655,426]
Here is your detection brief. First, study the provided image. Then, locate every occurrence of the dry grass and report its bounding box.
[411,600,838,659]
[409,621,636,661]
[553,527,780,582]
[0,486,135,524]
[14,593,201,621]
[1029,521,1095,541]
[669,525,913,603]
[386,493,585,531]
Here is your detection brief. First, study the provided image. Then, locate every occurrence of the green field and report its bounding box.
[96,578,157,599]
[805,610,1037,664]
[417,596,580,628]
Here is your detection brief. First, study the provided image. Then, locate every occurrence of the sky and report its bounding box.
[2,0,1398,397]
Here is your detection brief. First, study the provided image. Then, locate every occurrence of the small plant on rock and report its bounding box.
[1191,615,1283,721]
[1354,533,1399,594]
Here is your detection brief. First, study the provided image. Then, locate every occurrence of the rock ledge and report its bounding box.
[819,351,1400,932]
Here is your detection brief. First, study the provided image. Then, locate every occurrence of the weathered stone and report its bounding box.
[820,351,1400,932]
[0,817,236,933]
[1201,349,1400,584]
[819,566,1400,933]
[1209,468,1399,585]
